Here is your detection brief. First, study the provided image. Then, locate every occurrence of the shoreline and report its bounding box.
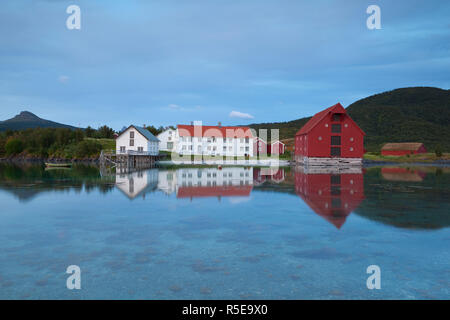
[2,157,450,168]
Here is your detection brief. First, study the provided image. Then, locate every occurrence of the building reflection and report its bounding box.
[115,169,158,199]
[381,167,426,182]
[174,167,253,200]
[294,166,365,229]
[253,167,285,185]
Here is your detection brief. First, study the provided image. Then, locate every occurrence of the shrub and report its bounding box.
[435,145,443,157]
[75,140,102,158]
[5,138,24,155]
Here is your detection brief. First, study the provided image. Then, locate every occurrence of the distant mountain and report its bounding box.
[0,111,78,132]
[248,87,450,151]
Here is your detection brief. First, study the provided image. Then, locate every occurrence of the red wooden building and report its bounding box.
[253,137,268,156]
[294,103,365,165]
[294,167,365,229]
[381,143,426,156]
[268,141,285,155]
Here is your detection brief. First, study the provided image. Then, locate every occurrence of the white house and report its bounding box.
[157,121,255,157]
[157,128,178,152]
[116,125,159,155]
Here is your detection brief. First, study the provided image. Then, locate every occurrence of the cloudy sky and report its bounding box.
[0,0,449,129]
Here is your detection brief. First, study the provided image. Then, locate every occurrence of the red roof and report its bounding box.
[177,185,253,198]
[295,103,365,136]
[178,124,254,138]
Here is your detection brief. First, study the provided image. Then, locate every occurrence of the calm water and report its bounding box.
[0,164,449,299]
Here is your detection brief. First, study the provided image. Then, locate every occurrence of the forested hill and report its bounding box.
[248,87,450,151]
[346,87,450,151]
[0,111,77,132]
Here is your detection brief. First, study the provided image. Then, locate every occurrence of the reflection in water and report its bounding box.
[253,167,285,185]
[115,169,158,199]
[381,167,427,182]
[294,166,365,229]
[0,163,448,230]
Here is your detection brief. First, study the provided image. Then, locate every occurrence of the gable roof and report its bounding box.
[381,142,424,151]
[119,125,159,142]
[178,124,254,138]
[295,103,365,136]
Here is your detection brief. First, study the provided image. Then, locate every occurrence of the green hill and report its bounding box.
[248,87,450,152]
[0,111,77,132]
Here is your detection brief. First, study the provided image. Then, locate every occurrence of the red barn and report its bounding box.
[294,103,365,165]
[294,167,365,229]
[254,137,267,156]
[381,143,426,156]
[268,141,285,155]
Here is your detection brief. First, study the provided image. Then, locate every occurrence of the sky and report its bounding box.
[0,0,449,130]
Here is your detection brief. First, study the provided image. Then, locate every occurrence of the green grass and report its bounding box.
[85,138,115,150]
[364,152,450,163]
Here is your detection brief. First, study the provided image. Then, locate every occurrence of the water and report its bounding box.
[0,164,448,299]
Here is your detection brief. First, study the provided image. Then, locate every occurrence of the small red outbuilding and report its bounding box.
[268,140,285,155]
[381,143,427,156]
[294,103,365,163]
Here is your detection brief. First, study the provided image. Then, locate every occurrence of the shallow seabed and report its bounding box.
[0,164,448,299]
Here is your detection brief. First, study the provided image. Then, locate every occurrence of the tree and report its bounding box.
[5,138,24,155]
[96,125,115,139]
[85,126,95,138]
[435,144,443,157]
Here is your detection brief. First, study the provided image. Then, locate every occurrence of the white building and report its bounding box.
[116,125,159,155]
[157,128,178,152]
[157,122,255,157]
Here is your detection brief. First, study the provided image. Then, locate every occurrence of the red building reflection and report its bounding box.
[381,167,426,182]
[294,166,365,229]
[253,167,285,185]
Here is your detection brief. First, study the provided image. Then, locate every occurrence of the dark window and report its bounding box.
[331,147,341,157]
[331,186,341,196]
[331,124,341,133]
[331,198,341,209]
[138,147,143,152]
[332,114,342,121]
[130,139,134,146]
[331,175,341,185]
[331,136,341,145]
[331,209,344,216]
[130,131,134,138]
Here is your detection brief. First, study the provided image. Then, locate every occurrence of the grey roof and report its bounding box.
[134,126,160,142]
[119,125,159,142]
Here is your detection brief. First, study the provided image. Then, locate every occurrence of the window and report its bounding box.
[332,114,342,121]
[331,136,341,145]
[331,124,341,133]
[245,137,249,143]
[130,139,134,146]
[223,146,227,151]
[223,138,226,143]
[168,136,172,141]
[240,138,244,143]
[331,147,341,157]
[130,131,135,138]
[331,198,342,209]
[167,142,173,149]
[138,147,143,152]
[331,186,341,196]
[120,146,125,153]
[245,147,249,152]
